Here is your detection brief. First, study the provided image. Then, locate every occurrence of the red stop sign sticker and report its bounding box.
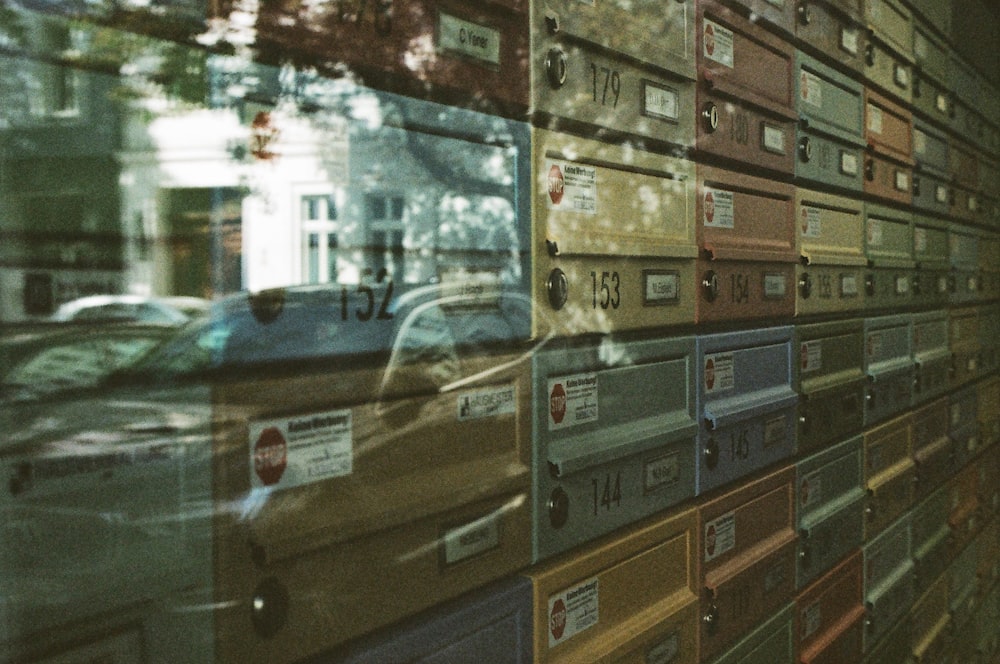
[548,164,565,205]
[705,22,716,56]
[550,598,567,641]
[254,426,287,486]
[706,523,717,557]
[550,383,567,424]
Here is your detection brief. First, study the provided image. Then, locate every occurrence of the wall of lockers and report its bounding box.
[218,0,1000,662]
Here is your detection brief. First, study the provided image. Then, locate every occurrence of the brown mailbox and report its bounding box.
[795,551,865,664]
[794,0,865,76]
[863,89,914,206]
[863,412,914,542]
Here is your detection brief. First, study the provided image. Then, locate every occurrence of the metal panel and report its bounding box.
[532,334,697,562]
[795,190,866,319]
[327,577,533,664]
[911,122,951,217]
[949,306,981,389]
[912,16,949,92]
[863,0,913,64]
[795,319,866,454]
[862,511,913,651]
[794,0,866,76]
[794,52,866,192]
[911,310,951,406]
[863,205,914,312]
[977,375,1000,453]
[950,138,981,196]
[527,508,699,664]
[706,602,795,664]
[862,0,914,106]
[698,465,797,663]
[863,314,914,426]
[859,608,910,664]
[911,484,952,596]
[911,397,954,500]
[531,129,697,338]
[695,326,797,496]
[795,551,865,664]
[696,166,797,324]
[908,572,951,664]
[948,50,983,143]
[531,0,696,147]
[979,305,1000,377]
[718,0,797,37]
[950,384,981,469]
[976,444,1000,517]
[978,234,1000,304]
[948,225,982,308]
[863,413,914,541]
[863,90,914,206]
[232,0,530,115]
[911,214,951,310]
[795,436,865,589]
[695,0,797,175]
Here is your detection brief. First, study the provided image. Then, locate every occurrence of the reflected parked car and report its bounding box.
[50,294,210,325]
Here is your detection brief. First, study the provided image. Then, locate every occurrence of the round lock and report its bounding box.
[546,268,569,310]
[865,273,875,296]
[798,136,812,162]
[546,48,568,88]
[704,438,719,470]
[797,1,811,25]
[864,158,875,182]
[703,604,720,634]
[251,577,290,639]
[702,103,719,133]
[702,270,720,302]
[913,175,921,197]
[799,413,809,435]
[548,487,569,529]
[800,541,812,567]
[799,272,812,299]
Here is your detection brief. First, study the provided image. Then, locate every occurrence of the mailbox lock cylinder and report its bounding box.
[797,2,811,24]
[548,487,570,529]
[704,437,720,470]
[702,270,720,302]
[799,272,812,299]
[702,103,720,133]
[547,268,569,310]
[798,136,812,163]
[546,48,568,89]
[703,603,720,635]
[251,577,290,639]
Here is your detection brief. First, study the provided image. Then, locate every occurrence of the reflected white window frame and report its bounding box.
[299,191,342,285]
[365,192,406,281]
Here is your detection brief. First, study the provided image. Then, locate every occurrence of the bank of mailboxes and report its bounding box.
[526,507,698,663]
[696,166,797,324]
[532,129,696,338]
[794,189,866,317]
[949,306,980,389]
[531,334,697,562]
[911,398,953,501]
[531,0,695,148]
[795,436,865,589]
[695,327,797,496]
[911,122,951,217]
[862,0,913,106]
[911,484,951,595]
[911,310,951,406]
[695,0,796,175]
[794,0,865,77]
[862,413,914,541]
[794,320,865,454]
[793,52,865,192]
[911,17,952,128]
[949,384,980,469]
[795,550,865,664]
[863,315,914,427]
[863,204,914,311]
[862,511,913,652]
[907,572,950,664]
[698,465,797,662]
[912,214,951,311]
[329,576,532,663]
[863,90,914,206]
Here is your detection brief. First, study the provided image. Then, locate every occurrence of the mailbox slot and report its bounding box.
[863,315,914,426]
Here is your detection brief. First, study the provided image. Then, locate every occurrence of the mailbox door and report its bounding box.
[862,0,913,105]
[528,508,698,664]
[976,444,1000,517]
[533,335,697,562]
[863,414,915,540]
[907,0,951,39]
[864,205,915,313]
[948,50,982,143]
[796,551,865,664]
[696,0,797,174]
[949,138,980,193]
[696,166,797,324]
[862,513,914,650]
[794,0,865,76]
[911,485,952,595]
[976,519,1000,592]
[977,376,1000,452]
[948,538,980,629]
[531,0,695,147]
[863,315,914,426]
[911,311,951,405]
[949,385,981,468]
[859,607,910,663]
[795,319,866,453]
[949,306,981,389]
[911,397,954,499]
[696,327,797,495]
[698,465,797,662]
[707,602,795,664]
[908,573,950,664]
[912,215,951,310]
[948,462,981,554]
[864,89,913,166]
[532,129,697,338]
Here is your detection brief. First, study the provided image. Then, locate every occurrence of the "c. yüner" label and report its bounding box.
[437,13,501,67]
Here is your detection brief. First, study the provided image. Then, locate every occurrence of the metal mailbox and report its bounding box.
[911,397,954,500]
[907,572,951,664]
[975,518,1000,592]
[328,576,533,663]
[978,233,1000,303]
[695,0,797,175]
[862,412,914,541]
[979,305,1000,377]
[532,334,697,562]
[698,464,797,662]
[911,214,951,311]
[532,128,697,339]
[863,314,914,427]
[863,90,914,206]
[948,50,983,144]
[793,0,865,76]
[911,310,951,406]
[718,0,798,37]
[795,190,866,319]
[859,607,910,664]
[976,583,1000,661]
[948,461,981,555]
[907,0,951,41]
[695,326,798,496]
[707,602,795,664]
[948,535,980,632]
[911,18,952,127]
[911,122,951,217]
[795,551,865,664]
[862,0,914,105]
[531,0,696,148]
[795,436,865,591]
[794,319,866,455]
[948,222,981,306]
[949,384,981,469]
[911,484,952,596]
[237,0,530,115]
[949,138,983,225]
[863,204,914,312]
[794,53,866,192]
[977,375,1000,453]
[862,511,913,652]
[695,166,797,324]
[949,306,981,389]
[976,443,1000,517]
[527,507,699,664]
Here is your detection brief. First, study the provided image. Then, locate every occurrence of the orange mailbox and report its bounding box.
[794,0,866,76]
[795,551,865,664]
[863,89,914,207]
